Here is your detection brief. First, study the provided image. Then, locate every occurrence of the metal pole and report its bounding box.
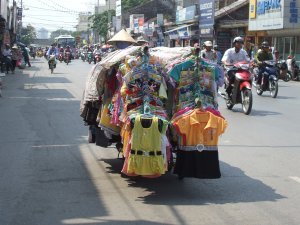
[18,0,23,41]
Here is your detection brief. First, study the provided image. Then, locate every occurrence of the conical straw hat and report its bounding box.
[108,29,136,43]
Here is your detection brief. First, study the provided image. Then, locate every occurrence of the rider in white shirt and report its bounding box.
[222,37,250,94]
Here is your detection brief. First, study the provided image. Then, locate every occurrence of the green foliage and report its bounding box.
[122,0,150,11]
[91,10,115,41]
[20,25,36,45]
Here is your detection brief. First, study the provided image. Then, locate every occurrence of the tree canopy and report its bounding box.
[91,10,115,41]
[20,25,36,45]
[122,0,150,11]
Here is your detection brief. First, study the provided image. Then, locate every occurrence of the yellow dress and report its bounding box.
[127,115,166,176]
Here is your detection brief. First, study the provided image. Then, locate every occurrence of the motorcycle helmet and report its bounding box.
[233,37,244,44]
[261,41,269,48]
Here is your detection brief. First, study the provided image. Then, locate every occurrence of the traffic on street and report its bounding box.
[0,52,300,225]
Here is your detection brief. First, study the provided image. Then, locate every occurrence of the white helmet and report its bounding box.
[233,37,244,44]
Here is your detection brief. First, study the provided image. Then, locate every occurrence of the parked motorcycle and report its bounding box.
[293,64,300,81]
[221,61,253,115]
[65,52,71,65]
[48,55,56,74]
[276,60,292,82]
[87,51,93,64]
[253,60,279,98]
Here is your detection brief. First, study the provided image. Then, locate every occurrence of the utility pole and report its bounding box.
[18,0,23,41]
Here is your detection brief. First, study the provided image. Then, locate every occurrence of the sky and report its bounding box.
[22,0,107,32]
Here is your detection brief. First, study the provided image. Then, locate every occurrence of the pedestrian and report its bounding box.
[22,46,31,67]
[11,44,20,73]
[2,44,13,74]
[200,41,217,62]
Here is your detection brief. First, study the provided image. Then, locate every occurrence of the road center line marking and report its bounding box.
[289,176,300,184]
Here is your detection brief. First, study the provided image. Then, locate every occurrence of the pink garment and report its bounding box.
[205,107,225,119]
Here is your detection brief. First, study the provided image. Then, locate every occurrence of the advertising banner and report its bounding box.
[199,0,215,37]
[176,5,196,23]
[116,0,122,17]
[199,0,215,27]
[130,14,144,33]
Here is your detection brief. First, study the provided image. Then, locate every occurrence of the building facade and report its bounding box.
[249,0,300,60]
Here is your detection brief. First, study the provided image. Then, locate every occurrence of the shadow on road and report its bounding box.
[101,158,284,206]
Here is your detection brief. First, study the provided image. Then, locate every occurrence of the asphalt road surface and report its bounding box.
[0,58,300,225]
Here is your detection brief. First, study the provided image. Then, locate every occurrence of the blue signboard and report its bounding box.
[199,0,215,27]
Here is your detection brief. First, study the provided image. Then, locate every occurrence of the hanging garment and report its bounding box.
[127,115,166,176]
[172,109,227,178]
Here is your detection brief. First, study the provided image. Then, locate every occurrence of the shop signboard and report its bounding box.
[17,7,23,21]
[176,5,196,24]
[177,26,190,39]
[116,0,121,17]
[199,0,215,37]
[249,0,300,31]
[130,14,144,33]
[249,0,284,30]
[157,14,164,26]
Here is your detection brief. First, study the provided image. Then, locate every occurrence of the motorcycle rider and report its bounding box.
[46,44,58,69]
[64,45,72,60]
[254,41,273,87]
[93,45,102,64]
[222,37,250,95]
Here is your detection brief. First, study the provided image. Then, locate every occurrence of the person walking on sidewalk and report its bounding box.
[11,44,20,73]
[21,46,31,67]
[2,44,13,74]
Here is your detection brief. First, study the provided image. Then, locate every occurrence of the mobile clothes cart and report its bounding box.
[80,46,228,179]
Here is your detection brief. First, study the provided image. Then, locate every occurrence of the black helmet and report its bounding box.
[261,41,269,48]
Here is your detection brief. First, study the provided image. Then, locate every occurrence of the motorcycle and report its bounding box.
[221,61,253,115]
[293,64,300,81]
[87,51,93,64]
[94,53,101,64]
[276,60,292,82]
[48,55,56,74]
[29,51,36,59]
[58,53,64,63]
[81,51,87,62]
[37,50,43,58]
[253,60,279,98]
[65,52,71,65]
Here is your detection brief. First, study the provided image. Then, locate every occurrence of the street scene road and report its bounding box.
[1,58,300,225]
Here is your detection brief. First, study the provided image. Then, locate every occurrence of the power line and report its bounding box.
[25,5,90,14]
[24,16,77,24]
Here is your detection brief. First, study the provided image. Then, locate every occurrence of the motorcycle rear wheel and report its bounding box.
[284,71,292,82]
[242,89,252,115]
[256,87,263,95]
[270,80,278,98]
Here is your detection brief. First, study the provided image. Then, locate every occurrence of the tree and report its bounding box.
[122,0,150,11]
[20,25,36,45]
[91,10,115,42]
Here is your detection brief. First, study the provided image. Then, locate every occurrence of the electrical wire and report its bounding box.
[24,16,77,24]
